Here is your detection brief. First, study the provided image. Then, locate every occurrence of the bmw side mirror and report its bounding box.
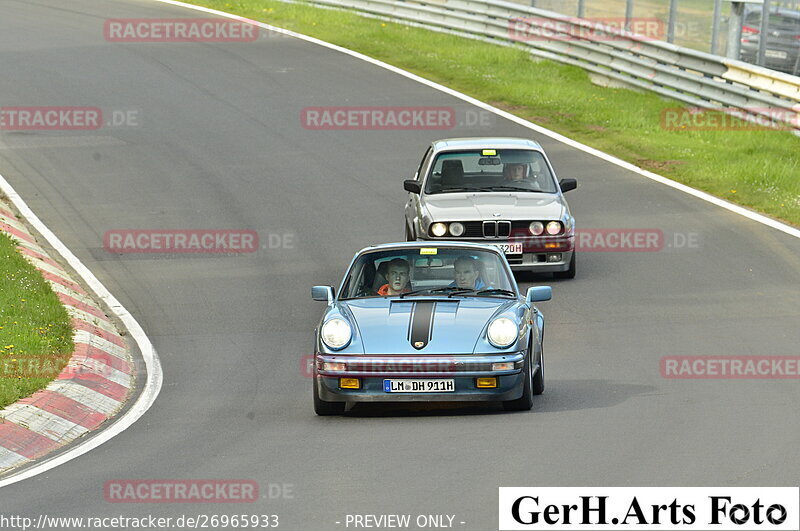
[526,286,552,303]
[404,180,422,194]
[559,179,577,193]
[312,285,334,304]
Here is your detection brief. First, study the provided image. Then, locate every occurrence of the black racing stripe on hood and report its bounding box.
[409,302,435,350]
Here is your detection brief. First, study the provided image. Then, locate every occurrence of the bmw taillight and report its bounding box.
[741,25,760,43]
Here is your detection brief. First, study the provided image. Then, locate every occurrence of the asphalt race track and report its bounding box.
[1,0,799,529]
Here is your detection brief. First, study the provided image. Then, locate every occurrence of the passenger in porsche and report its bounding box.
[376,258,412,296]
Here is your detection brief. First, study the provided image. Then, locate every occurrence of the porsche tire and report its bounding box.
[532,348,545,395]
[503,352,534,411]
[314,379,346,416]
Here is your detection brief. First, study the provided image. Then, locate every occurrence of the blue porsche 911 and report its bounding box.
[311,241,552,415]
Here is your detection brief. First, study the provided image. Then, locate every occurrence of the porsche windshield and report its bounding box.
[339,247,516,299]
[424,149,557,194]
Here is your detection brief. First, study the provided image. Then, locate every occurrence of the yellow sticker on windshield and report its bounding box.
[420,248,438,255]
[481,149,496,156]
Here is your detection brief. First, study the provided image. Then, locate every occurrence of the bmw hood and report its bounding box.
[423,193,565,221]
[339,298,514,354]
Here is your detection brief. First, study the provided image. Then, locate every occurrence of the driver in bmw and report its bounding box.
[505,162,528,182]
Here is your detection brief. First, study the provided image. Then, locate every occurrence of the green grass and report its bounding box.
[0,231,74,408]
[202,1,798,224]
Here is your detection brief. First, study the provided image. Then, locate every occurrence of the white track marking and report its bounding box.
[154,0,800,240]
[0,173,163,488]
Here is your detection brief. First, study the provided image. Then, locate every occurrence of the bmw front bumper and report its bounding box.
[418,236,574,273]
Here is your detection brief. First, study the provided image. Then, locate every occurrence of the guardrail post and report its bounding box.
[625,0,634,31]
[667,0,679,43]
[757,0,770,66]
[726,1,745,59]
[577,0,585,18]
[711,0,722,54]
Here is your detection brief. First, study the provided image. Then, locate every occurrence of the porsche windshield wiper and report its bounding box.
[398,286,466,298]
[475,288,516,297]
[396,288,432,298]
[450,288,516,298]
[446,288,476,298]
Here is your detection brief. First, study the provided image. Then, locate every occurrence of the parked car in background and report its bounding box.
[739,6,800,76]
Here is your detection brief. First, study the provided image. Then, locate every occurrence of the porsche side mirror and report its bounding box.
[404,180,422,194]
[526,286,552,303]
[559,179,577,193]
[311,286,334,304]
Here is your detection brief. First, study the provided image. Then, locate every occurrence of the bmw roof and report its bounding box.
[430,137,543,152]
[358,241,506,254]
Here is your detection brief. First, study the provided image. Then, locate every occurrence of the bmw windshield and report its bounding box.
[424,149,558,194]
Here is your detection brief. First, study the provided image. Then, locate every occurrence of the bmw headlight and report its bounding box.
[449,222,465,237]
[430,222,447,237]
[321,318,352,350]
[529,221,544,236]
[487,317,518,348]
[546,221,563,235]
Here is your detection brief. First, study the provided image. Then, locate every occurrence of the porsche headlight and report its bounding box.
[529,221,544,236]
[546,221,563,235]
[487,317,518,348]
[449,222,465,237]
[321,318,352,350]
[430,222,447,237]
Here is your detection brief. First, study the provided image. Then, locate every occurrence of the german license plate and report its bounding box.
[383,379,455,393]
[493,242,523,255]
[765,49,788,59]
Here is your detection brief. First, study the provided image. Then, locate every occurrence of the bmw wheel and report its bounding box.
[554,252,576,279]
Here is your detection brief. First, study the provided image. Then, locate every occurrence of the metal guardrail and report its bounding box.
[301,0,800,131]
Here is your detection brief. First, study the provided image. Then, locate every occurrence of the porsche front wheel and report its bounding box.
[503,352,534,411]
[313,379,346,416]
